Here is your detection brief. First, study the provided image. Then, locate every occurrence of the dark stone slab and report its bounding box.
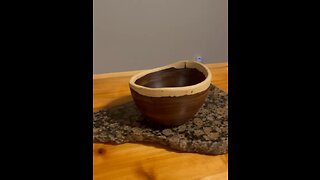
[93,84,228,155]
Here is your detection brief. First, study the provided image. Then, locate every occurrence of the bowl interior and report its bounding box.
[135,67,206,88]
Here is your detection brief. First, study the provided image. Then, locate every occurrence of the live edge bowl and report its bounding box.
[129,60,212,127]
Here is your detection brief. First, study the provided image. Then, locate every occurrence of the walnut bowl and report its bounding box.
[129,60,212,127]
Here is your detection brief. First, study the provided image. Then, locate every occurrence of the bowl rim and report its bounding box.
[129,60,212,97]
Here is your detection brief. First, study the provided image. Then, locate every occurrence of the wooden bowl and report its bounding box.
[129,60,212,127]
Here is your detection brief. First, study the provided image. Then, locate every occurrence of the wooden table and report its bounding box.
[94,63,228,180]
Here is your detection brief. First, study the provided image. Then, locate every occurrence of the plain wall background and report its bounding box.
[94,0,228,74]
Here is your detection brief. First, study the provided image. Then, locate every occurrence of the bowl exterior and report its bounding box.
[130,88,209,127]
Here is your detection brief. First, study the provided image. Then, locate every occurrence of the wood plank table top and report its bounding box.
[94,62,228,180]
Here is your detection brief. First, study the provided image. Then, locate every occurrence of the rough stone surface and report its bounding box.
[93,84,228,155]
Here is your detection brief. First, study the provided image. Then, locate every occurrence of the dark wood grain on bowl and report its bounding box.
[130,88,209,127]
[135,68,206,88]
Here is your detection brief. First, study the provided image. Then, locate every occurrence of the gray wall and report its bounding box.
[94,0,228,74]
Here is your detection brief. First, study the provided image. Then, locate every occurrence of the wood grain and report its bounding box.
[94,62,228,180]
